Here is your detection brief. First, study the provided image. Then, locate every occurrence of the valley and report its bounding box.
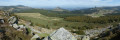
[0,5,120,40]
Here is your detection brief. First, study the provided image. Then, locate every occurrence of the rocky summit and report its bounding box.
[44,27,77,40]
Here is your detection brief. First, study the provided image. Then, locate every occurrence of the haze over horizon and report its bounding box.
[0,0,120,9]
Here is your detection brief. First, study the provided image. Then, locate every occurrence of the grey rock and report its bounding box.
[3,12,10,16]
[81,35,90,40]
[12,24,26,31]
[31,34,40,40]
[0,19,4,24]
[43,36,51,40]
[8,16,18,24]
[84,28,106,37]
[12,23,19,29]
[44,27,77,40]
[19,25,25,29]
[0,17,4,24]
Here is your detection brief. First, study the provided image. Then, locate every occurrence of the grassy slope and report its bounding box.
[87,13,104,17]
[14,13,120,35]
[15,13,64,28]
[14,13,111,29]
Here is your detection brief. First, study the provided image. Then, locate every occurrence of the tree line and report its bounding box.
[64,15,120,24]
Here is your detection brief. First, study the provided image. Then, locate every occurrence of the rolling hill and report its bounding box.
[0,5,34,12]
[71,6,120,16]
[0,5,120,17]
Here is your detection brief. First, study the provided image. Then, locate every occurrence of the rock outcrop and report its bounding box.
[44,27,77,40]
[12,23,26,31]
[8,16,18,24]
[84,27,109,37]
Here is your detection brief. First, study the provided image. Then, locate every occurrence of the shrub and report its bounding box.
[72,30,85,35]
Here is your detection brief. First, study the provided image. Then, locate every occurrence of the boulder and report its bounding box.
[43,27,77,40]
[81,35,90,40]
[19,25,25,29]
[17,25,26,31]
[43,36,51,40]
[8,16,18,24]
[31,34,40,40]
[12,24,19,29]
[0,19,4,24]
[84,28,106,37]
[0,16,4,24]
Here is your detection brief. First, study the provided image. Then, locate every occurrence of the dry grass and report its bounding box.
[14,13,64,29]
[15,13,62,21]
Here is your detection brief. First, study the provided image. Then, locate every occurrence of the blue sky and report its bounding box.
[0,0,120,8]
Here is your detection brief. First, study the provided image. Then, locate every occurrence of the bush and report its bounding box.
[72,30,85,35]
[64,15,120,24]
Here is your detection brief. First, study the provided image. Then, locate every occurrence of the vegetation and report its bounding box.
[0,23,32,40]
[71,30,85,35]
[14,13,108,29]
[38,33,49,38]
[10,6,120,35]
[1,5,120,40]
[96,24,120,40]
[64,15,120,24]
[14,13,120,35]
[15,9,83,17]
[14,13,63,28]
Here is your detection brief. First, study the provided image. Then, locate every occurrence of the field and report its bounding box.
[15,13,63,21]
[14,13,117,35]
[87,13,104,17]
[15,13,110,29]
[15,13,65,28]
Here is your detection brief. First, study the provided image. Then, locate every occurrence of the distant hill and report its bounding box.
[71,6,120,17]
[72,6,120,14]
[0,5,120,17]
[0,5,68,13]
[0,5,34,12]
[52,7,66,12]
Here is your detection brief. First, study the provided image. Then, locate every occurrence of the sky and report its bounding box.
[0,0,120,8]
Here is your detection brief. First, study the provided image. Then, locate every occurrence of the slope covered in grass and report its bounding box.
[15,13,64,28]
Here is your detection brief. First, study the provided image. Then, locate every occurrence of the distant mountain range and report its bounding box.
[0,5,33,9]
[0,5,120,16]
[0,5,69,12]
[71,6,120,16]
[52,7,65,12]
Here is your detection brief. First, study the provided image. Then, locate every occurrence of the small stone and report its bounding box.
[12,24,19,29]
[81,35,90,40]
